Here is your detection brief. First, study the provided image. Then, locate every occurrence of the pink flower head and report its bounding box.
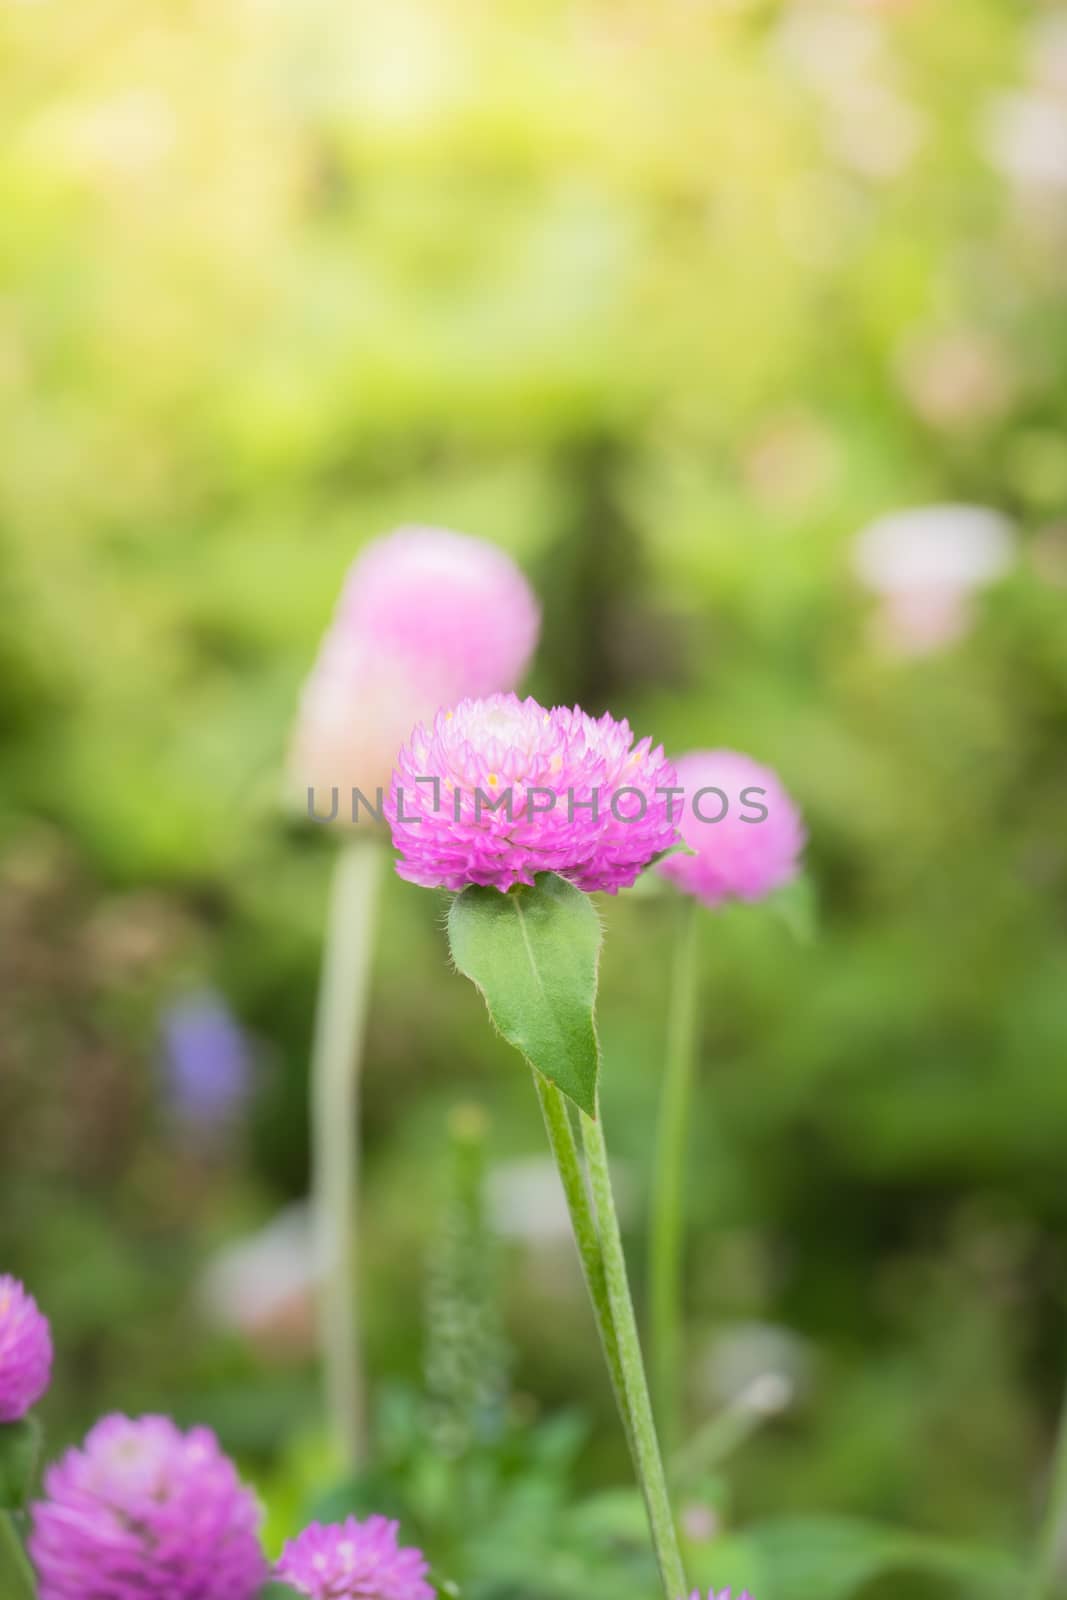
[0,1275,52,1422]
[30,1415,267,1600]
[339,525,540,702]
[276,1515,433,1600]
[288,528,540,820]
[658,750,804,908]
[387,693,679,894]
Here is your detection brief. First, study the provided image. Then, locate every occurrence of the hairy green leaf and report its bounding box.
[447,873,602,1116]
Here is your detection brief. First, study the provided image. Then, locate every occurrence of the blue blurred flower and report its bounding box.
[158,990,254,1142]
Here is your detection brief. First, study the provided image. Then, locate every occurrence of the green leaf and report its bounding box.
[447,873,602,1116]
[0,1418,41,1511]
[746,1515,1022,1600]
[259,1585,305,1599]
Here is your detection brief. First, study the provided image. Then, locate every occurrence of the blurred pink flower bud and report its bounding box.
[288,528,540,822]
[289,637,440,816]
[338,525,540,701]
[658,750,805,909]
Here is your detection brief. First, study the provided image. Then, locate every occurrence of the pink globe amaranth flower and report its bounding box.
[338,525,540,702]
[0,1275,52,1423]
[387,693,679,894]
[657,750,805,908]
[288,528,540,821]
[30,1414,267,1600]
[276,1515,433,1600]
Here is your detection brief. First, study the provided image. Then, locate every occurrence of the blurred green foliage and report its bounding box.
[3,0,1067,1594]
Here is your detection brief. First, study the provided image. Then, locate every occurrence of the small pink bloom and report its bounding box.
[388,693,678,894]
[0,1275,52,1422]
[288,527,540,818]
[658,750,805,908]
[277,1515,433,1600]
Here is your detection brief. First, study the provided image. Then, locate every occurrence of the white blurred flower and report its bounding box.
[854,504,1017,592]
[198,1204,319,1360]
[854,504,1016,655]
[984,92,1067,191]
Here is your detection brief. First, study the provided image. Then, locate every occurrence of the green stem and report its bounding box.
[649,896,701,1465]
[1031,1379,1067,1600]
[582,1104,688,1600]
[0,1513,36,1599]
[533,1074,634,1461]
[310,832,384,1472]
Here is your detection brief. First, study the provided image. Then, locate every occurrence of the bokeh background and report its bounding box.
[3,0,1067,1594]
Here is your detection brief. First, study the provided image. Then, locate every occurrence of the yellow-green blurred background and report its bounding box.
[3,1,1067,1595]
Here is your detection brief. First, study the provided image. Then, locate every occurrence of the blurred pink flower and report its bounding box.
[657,750,805,908]
[288,527,540,820]
[0,1275,52,1422]
[873,587,973,655]
[289,637,443,815]
[896,330,1015,432]
[339,525,540,701]
[742,413,840,512]
[31,1416,266,1600]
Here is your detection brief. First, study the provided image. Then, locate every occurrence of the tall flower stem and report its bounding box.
[649,895,702,1464]
[1030,1378,1067,1600]
[581,1104,688,1600]
[310,832,384,1473]
[533,1074,633,1460]
[0,1514,35,1600]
